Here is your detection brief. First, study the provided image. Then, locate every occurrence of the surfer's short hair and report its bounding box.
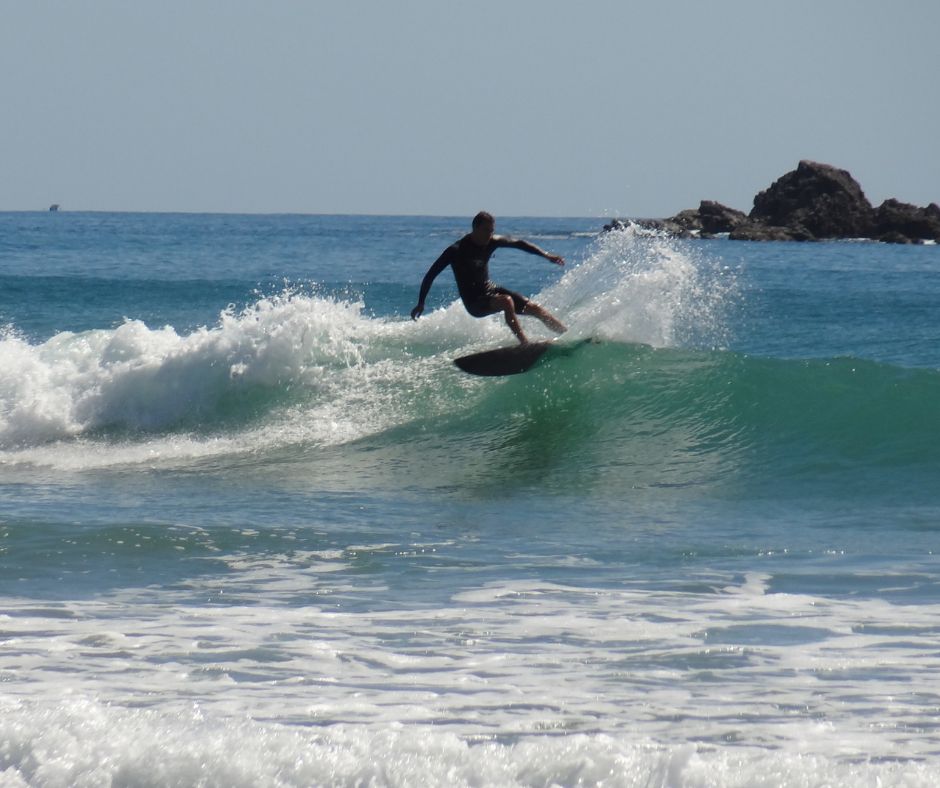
[472,211,495,229]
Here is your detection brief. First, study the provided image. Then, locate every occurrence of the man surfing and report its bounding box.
[410,212,567,344]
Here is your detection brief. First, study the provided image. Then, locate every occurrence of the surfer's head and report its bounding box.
[471,211,495,244]
[472,211,494,230]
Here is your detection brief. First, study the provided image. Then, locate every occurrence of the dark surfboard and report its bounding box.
[453,340,553,377]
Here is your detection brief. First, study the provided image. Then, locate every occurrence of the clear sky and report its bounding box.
[2,0,938,217]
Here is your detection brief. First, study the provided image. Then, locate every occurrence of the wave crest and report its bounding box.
[0,292,372,449]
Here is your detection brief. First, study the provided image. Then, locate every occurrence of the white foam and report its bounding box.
[0,293,363,444]
[3,567,940,786]
[0,291,482,468]
[542,225,737,349]
[2,699,936,788]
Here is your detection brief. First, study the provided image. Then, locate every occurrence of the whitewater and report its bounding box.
[2,212,940,786]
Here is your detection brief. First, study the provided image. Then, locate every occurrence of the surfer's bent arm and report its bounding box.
[411,250,452,319]
[498,236,565,266]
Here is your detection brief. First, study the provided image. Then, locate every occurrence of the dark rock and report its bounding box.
[604,161,937,243]
[749,160,875,239]
[878,230,918,245]
[729,221,815,242]
[875,198,940,243]
[671,209,703,231]
[697,201,748,235]
[603,201,747,239]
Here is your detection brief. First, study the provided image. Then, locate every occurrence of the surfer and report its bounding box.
[410,212,567,344]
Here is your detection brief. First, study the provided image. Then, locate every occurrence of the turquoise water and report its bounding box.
[2,212,940,785]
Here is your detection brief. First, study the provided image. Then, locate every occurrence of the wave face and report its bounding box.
[0,227,727,454]
[2,227,935,502]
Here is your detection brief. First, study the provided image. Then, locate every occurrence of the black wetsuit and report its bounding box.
[416,234,535,317]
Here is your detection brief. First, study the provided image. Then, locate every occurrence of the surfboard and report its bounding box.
[454,338,599,377]
[453,340,554,377]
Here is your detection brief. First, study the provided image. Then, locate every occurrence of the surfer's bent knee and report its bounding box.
[493,294,515,314]
[519,301,538,316]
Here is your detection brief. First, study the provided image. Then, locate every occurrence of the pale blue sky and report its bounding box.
[2,1,938,217]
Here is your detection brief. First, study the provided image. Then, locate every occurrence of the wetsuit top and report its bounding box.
[416,234,531,307]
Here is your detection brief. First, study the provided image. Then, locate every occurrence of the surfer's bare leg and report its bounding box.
[522,302,567,335]
[491,294,529,344]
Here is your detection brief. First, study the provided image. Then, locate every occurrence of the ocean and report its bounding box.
[1,211,939,786]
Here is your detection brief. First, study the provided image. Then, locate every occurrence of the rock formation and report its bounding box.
[606,161,940,243]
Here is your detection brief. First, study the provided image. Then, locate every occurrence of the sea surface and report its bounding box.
[1,212,939,786]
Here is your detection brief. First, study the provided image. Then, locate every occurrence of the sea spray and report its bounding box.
[543,224,738,350]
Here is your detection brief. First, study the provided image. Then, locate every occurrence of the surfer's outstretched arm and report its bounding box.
[499,237,565,267]
[411,251,452,320]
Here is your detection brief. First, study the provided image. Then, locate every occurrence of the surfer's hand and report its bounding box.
[547,254,565,266]
[410,304,424,320]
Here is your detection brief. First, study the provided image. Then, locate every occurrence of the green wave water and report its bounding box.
[374,341,940,497]
[5,297,938,500]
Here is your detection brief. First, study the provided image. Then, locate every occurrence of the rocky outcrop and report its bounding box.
[606,161,940,243]
[728,221,816,242]
[874,199,940,244]
[747,160,876,239]
[697,200,749,235]
[605,201,747,239]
